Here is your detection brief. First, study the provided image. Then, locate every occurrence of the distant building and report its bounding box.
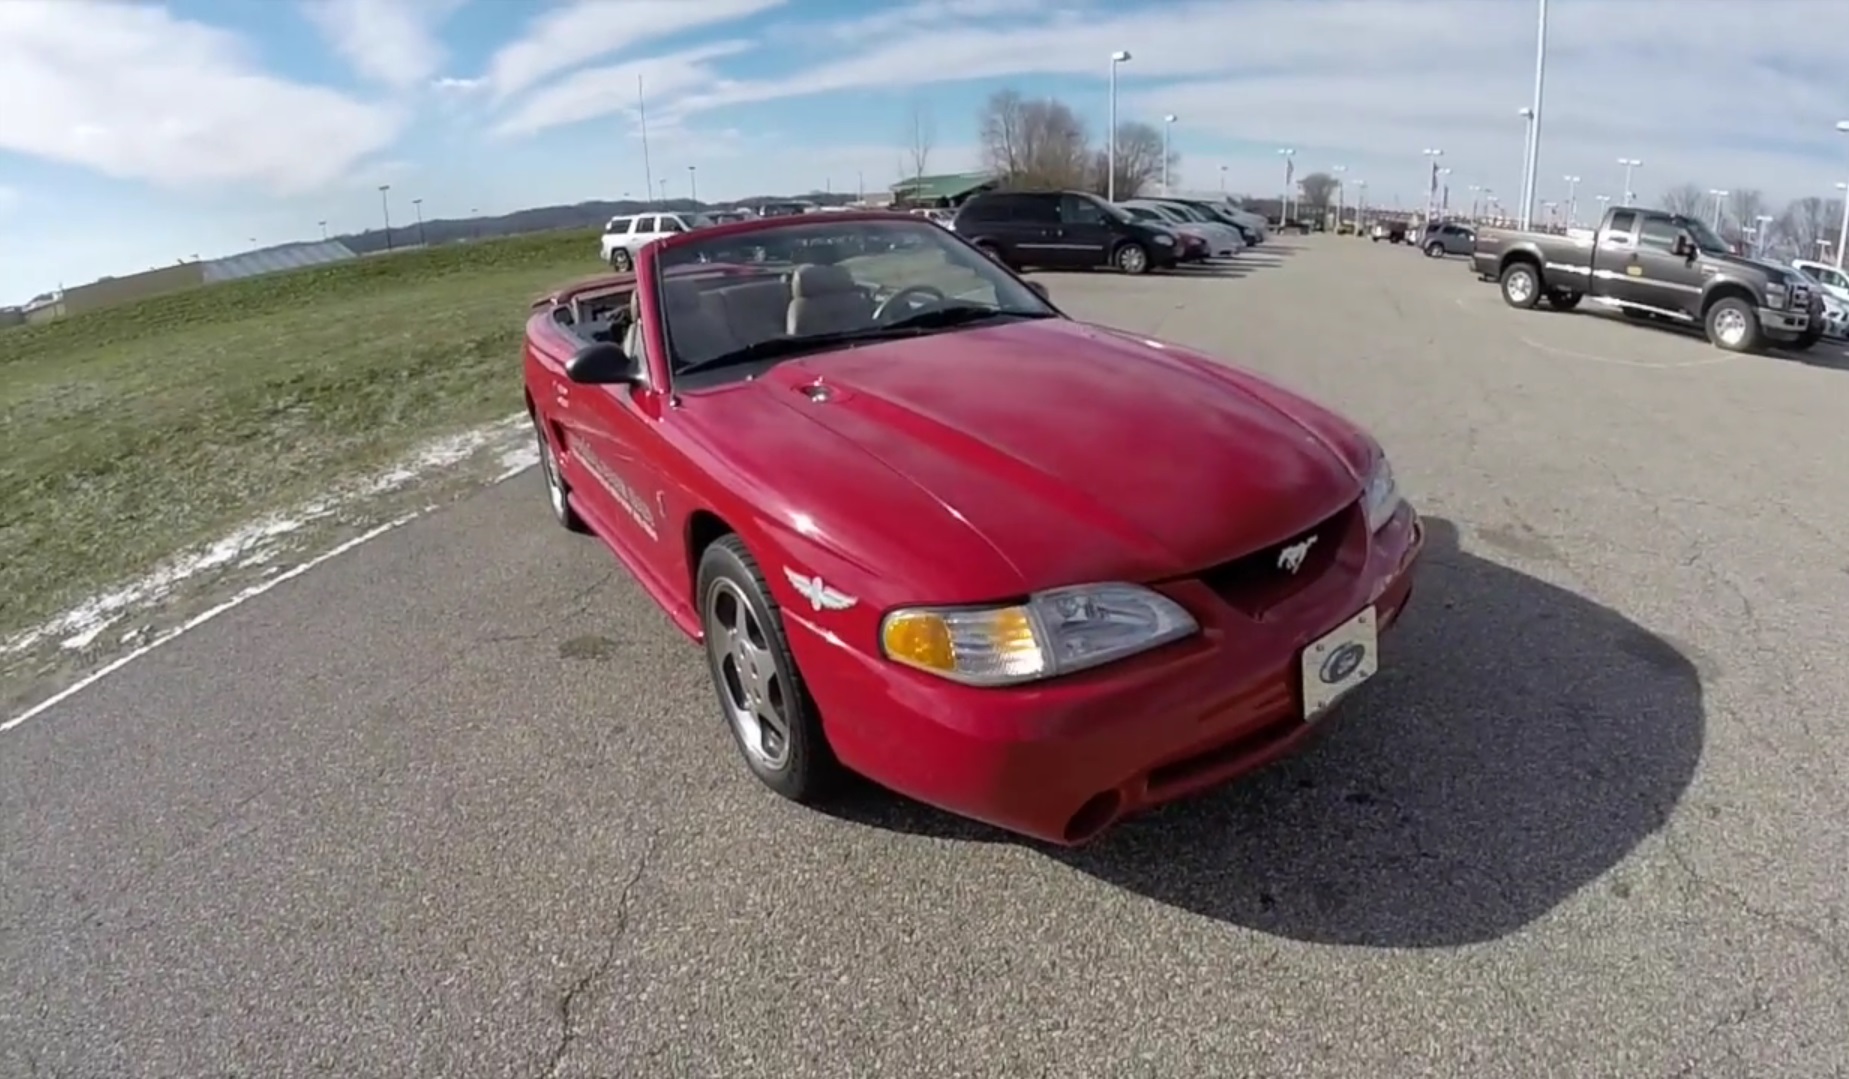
[890,172,997,209]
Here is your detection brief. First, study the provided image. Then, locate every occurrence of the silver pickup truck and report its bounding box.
[1470,206,1821,354]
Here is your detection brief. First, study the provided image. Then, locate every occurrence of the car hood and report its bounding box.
[683,319,1367,599]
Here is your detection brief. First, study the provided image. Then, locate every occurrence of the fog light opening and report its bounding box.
[1063,790,1124,845]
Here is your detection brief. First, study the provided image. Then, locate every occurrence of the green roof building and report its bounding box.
[889,171,997,208]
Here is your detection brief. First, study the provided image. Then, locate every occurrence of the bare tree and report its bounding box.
[1660,183,1706,216]
[1087,121,1171,199]
[978,90,1091,190]
[905,100,935,187]
[1722,188,1766,246]
[1773,196,1841,260]
[1297,172,1339,215]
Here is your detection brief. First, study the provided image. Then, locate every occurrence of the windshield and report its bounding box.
[1163,203,1209,222]
[1676,216,1730,256]
[1097,199,1137,225]
[1139,204,1185,223]
[1124,207,1163,223]
[652,218,1060,387]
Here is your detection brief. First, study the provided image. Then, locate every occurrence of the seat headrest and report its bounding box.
[662,281,705,319]
[790,263,858,299]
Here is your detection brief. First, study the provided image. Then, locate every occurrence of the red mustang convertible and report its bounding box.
[522,212,1424,845]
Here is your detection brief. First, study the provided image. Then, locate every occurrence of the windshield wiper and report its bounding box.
[878,303,1054,332]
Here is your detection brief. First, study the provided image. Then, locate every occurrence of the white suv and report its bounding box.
[600,212,709,271]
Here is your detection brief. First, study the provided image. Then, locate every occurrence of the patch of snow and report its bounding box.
[6,413,527,657]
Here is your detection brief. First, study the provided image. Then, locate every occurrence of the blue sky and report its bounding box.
[4,0,1849,305]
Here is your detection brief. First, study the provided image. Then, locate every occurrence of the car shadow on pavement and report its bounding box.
[822,516,1706,948]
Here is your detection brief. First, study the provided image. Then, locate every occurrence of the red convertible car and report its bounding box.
[522,212,1424,845]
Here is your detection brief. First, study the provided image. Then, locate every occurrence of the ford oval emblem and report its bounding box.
[1319,642,1366,686]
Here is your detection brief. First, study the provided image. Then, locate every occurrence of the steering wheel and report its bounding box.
[872,285,948,324]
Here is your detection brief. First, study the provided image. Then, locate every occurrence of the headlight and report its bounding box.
[1152,234,1174,246]
[1765,284,1788,309]
[880,582,1197,687]
[1363,451,1403,532]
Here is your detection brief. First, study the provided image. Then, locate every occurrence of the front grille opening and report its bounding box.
[1198,502,1357,616]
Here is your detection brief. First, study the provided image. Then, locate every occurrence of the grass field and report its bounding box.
[0,229,600,642]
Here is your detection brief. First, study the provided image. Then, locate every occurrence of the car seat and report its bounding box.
[786,264,873,336]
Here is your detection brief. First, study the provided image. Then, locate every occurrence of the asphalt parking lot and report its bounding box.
[5,236,1848,1079]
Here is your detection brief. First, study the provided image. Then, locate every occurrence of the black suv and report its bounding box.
[951,190,1180,274]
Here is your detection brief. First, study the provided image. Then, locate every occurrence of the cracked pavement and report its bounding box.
[3,239,1847,1077]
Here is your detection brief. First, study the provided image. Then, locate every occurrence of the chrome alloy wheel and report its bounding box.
[705,578,792,769]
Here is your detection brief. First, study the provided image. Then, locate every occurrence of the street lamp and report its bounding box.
[1754,213,1775,258]
[378,184,393,251]
[1219,164,1227,194]
[317,219,328,240]
[411,197,426,247]
[688,165,698,202]
[1520,0,1550,230]
[1517,107,1536,227]
[1617,158,1641,205]
[1331,164,1347,229]
[1708,189,1729,230]
[1106,50,1132,202]
[1162,114,1177,194]
[1277,148,1295,224]
[1436,166,1452,217]
[1562,175,1580,226]
[1354,179,1368,227]
[1836,179,1849,269]
[1421,148,1443,221]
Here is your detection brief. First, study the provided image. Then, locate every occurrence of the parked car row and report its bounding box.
[946,189,1268,276]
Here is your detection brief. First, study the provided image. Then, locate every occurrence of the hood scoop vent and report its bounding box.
[797,378,848,405]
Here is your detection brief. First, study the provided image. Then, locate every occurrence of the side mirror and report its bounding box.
[565,341,640,385]
[1024,280,1050,300]
[1672,233,1694,258]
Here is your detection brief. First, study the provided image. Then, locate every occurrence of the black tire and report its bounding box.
[1425,242,1444,258]
[1113,242,1151,275]
[696,535,840,804]
[532,411,589,534]
[1371,236,1380,243]
[1499,261,1542,309]
[1704,297,1763,353]
[1546,290,1583,311]
[609,248,632,272]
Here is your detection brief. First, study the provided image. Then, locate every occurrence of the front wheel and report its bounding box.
[1704,297,1763,353]
[697,536,840,804]
[532,412,588,534]
[1499,262,1542,309]
[1425,242,1444,258]
[1113,242,1151,275]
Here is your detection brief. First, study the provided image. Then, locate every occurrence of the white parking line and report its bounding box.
[1517,336,1737,370]
[1,447,543,735]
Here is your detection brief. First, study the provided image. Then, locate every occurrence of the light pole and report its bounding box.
[1467,184,1482,221]
[1277,148,1295,224]
[411,197,426,246]
[1753,213,1775,257]
[1517,106,1535,227]
[1520,0,1549,230]
[1836,179,1849,269]
[1331,164,1346,230]
[1107,50,1132,202]
[1219,164,1227,194]
[688,165,698,202]
[1162,114,1177,194]
[1562,175,1580,226]
[378,184,393,251]
[1354,179,1367,228]
[1437,166,1452,215]
[1421,148,1443,221]
[318,219,328,240]
[1617,158,1641,205]
[1708,189,1728,230]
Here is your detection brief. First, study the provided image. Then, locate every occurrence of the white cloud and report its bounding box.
[490,41,754,139]
[579,0,1849,210]
[0,185,18,214]
[0,0,402,194]
[301,0,464,89]
[483,0,786,103]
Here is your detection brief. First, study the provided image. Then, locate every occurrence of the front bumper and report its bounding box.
[792,504,1427,846]
[1759,305,1809,334]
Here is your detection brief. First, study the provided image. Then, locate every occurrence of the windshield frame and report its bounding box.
[1673,215,1731,256]
[643,214,1065,392]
